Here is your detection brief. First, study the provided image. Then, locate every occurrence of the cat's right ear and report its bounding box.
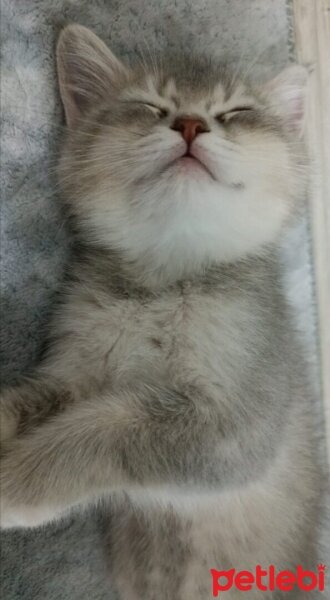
[261,64,309,135]
[56,25,129,128]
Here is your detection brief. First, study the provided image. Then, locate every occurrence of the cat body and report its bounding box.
[0,25,324,599]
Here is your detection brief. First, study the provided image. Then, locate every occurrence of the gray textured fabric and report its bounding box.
[0,1,320,599]
[0,510,115,600]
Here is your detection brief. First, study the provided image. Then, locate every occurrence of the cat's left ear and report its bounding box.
[57,25,129,128]
[261,64,309,135]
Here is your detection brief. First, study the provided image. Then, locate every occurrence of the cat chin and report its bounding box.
[84,180,290,278]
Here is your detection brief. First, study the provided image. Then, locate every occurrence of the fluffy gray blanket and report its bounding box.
[0,1,321,598]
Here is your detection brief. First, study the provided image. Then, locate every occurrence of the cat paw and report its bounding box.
[0,500,61,529]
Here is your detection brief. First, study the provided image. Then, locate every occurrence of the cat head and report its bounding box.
[57,25,308,286]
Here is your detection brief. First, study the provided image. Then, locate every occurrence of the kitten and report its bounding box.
[0,24,324,599]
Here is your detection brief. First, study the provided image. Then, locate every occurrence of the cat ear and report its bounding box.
[261,65,309,134]
[57,25,129,128]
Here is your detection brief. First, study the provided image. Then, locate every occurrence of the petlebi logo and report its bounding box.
[210,564,327,596]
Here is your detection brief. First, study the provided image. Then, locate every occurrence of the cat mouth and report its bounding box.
[175,151,216,180]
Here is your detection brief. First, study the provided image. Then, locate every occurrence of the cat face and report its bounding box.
[57,25,308,284]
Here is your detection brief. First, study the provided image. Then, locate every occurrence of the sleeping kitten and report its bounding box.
[0,24,324,599]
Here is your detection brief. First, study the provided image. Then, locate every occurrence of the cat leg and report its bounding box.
[0,385,214,528]
[0,376,75,445]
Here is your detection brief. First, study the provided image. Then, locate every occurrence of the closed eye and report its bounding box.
[215,107,254,123]
[137,102,169,118]
[124,100,169,118]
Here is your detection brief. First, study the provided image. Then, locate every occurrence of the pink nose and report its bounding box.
[171,116,209,144]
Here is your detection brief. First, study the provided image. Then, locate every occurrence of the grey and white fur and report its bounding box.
[0,25,326,599]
